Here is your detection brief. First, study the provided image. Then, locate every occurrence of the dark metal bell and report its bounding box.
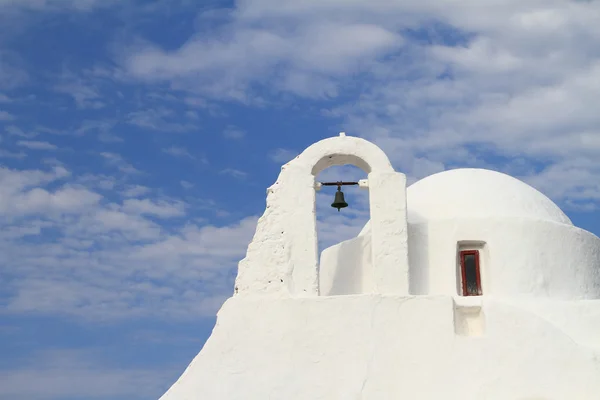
[331,187,348,212]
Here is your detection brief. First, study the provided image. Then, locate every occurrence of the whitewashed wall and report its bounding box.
[320,168,600,298]
[160,295,600,400]
[234,134,409,297]
[322,218,600,299]
[408,218,600,299]
[161,149,600,400]
[319,235,372,296]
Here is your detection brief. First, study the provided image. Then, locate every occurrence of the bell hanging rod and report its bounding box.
[319,181,359,186]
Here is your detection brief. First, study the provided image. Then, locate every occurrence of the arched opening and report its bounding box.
[315,165,370,295]
[311,153,374,176]
[234,134,408,297]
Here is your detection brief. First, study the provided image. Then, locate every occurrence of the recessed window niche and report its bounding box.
[456,241,487,297]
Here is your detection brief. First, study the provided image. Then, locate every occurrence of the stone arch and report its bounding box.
[298,134,395,176]
[234,134,409,297]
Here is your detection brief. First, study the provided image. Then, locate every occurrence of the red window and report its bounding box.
[459,250,482,296]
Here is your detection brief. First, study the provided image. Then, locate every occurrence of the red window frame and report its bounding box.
[459,250,482,296]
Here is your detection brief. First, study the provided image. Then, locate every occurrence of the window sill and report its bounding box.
[454,295,483,308]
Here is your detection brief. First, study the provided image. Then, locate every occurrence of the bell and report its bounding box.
[331,186,348,212]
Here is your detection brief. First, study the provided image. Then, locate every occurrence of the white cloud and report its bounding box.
[0,149,26,159]
[0,349,172,400]
[162,146,197,160]
[0,0,115,12]
[6,186,102,217]
[127,108,197,132]
[122,16,403,100]
[121,198,185,218]
[117,0,600,208]
[180,180,194,189]
[268,148,297,163]
[99,152,140,174]
[76,119,122,142]
[0,165,257,321]
[0,110,14,120]
[6,125,38,138]
[121,184,150,197]
[220,168,247,179]
[3,217,257,319]
[80,208,163,241]
[0,51,28,90]
[131,216,257,262]
[0,165,69,192]
[0,167,102,219]
[17,140,57,150]
[222,125,245,139]
[1,0,599,332]
[54,77,104,109]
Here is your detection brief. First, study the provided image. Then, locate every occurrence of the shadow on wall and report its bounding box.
[320,235,372,295]
[408,222,429,295]
[320,214,425,297]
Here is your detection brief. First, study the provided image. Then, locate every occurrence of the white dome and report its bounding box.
[406,168,571,225]
[360,168,571,235]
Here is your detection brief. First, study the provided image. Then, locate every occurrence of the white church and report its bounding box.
[161,134,600,400]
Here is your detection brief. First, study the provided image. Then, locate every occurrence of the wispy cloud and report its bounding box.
[121,184,150,198]
[121,198,185,218]
[121,17,403,100]
[17,140,58,150]
[55,78,104,109]
[99,152,140,174]
[0,149,26,159]
[220,168,247,179]
[0,0,110,12]
[222,125,245,140]
[113,0,600,209]
[76,119,121,142]
[0,0,597,329]
[180,180,194,189]
[5,125,37,138]
[0,110,14,120]
[1,2,600,396]
[162,146,196,160]
[127,108,197,132]
[0,51,28,89]
[0,349,173,400]
[268,148,297,163]
[0,163,256,320]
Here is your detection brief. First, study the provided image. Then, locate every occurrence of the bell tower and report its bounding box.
[234,133,409,296]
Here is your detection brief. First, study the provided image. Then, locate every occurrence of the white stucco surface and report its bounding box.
[359,168,573,236]
[319,235,372,296]
[161,136,600,400]
[321,167,599,299]
[234,133,408,297]
[323,217,600,299]
[161,296,600,400]
[409,168,572,224]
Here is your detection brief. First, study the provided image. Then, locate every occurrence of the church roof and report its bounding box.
[360,168,572,234]
[407,168,572,224]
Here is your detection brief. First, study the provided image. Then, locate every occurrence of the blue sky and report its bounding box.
[0,1,599,399]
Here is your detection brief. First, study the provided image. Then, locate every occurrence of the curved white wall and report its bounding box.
[359,168,574,236]
[319,235,372,296]
[321,218,600,299]
[403,168,573,225]
[408,218,600,299]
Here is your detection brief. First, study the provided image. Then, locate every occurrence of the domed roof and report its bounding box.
[406,168,571,224]
[360,168,571,234]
